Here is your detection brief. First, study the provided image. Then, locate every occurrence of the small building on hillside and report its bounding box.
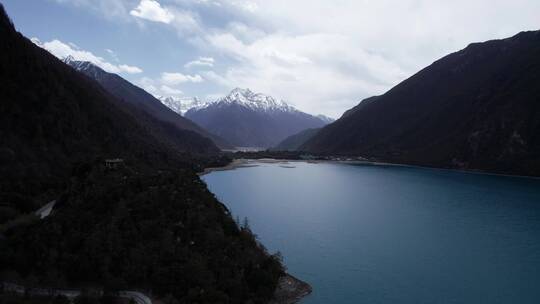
[105,158,124,169]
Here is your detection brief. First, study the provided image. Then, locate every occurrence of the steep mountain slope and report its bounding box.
[61,57,232,149]
[303,31,540,176]
[273,128,321,151]
[0,8,220,202]
[339,96,380,119]
[0,5,284,303]
[186,88,330,148]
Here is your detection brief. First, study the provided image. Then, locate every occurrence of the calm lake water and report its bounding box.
[202,161,540,304]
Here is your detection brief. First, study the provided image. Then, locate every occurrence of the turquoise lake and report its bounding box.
[202,161,540,303]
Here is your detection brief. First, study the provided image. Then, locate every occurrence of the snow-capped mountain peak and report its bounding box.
[217,88,297,113]
[63,55,76,64]
[184,88,331,148]
[158,96,208,116]
[62,56,94,71]
[62,56,106,81]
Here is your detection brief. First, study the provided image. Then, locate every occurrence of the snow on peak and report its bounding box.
[62,56,96,72]
[316,114,335,124]
[158,96,208,116]
[216,88,297,113]
[157,88,297,116]
[63,55,76,64]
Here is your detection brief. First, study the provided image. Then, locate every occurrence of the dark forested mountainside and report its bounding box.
[64,59,233,150]
[0,2,219,207]
[303,31,540,176]
[339,96,380,119]
[0,5,284,303]
[1,164,283,304]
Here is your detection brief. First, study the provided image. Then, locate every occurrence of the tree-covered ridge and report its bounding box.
[1,163,284,303]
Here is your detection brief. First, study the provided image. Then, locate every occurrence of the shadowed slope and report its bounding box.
[303,31,540,176]
[63,58,233,150]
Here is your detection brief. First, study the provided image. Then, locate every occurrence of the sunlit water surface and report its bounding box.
[203,162,540,304]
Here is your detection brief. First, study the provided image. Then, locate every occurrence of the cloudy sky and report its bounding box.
[3,0,540,117]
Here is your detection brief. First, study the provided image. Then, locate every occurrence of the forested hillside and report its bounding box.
[0,4,283,303]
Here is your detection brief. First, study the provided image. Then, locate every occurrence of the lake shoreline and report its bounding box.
[201,157,540,180]
[202,158,540,303]
[201,159,313,303]
[198,159,257,176]
[200,157,535,304]
[198,158,298,176]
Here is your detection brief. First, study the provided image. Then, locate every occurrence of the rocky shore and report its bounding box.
[200,159,313,303]
[270,274,312,304]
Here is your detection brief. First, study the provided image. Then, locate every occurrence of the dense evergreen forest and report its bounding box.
[1,162,284,303]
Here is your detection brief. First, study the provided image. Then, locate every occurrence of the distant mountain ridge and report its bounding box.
[158,96,208,116]
[185,88,331,148]
[212,88,297,113]
[303,31,540,176]
[61,57,232,149]
[316,114,335,124]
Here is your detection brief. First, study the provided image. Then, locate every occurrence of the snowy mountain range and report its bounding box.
[183,88,333,148]
[62,55,332,149]
[213,88,297,113]
[159,88,335,119]
[157,96,208,116]
[157,88,313,117]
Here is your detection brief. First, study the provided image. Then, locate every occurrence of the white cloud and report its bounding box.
[32,38,143,74]
[135,77,188,97]
[190,0,258,12]
[161,72,204,85]
[118,64,143,74]
[55,0,540,116]
[224,22,266,43]
[200,31,408,116]
[138,77,159,95]
[105,48,119,62]
[130,0,175,24]
[169,8,201,34]
[200,70,231,87]
[160,85,184,96]
[184,56,215,68]
[54,0,130,21]
[230,1,258,13]
[136,73,201,98]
